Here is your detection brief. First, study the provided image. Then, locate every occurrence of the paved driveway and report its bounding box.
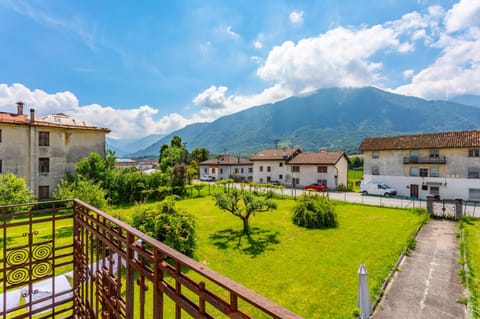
[371,219,467,319]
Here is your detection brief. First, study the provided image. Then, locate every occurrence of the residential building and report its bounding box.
[199,155,253,181]
[359,130,480,200]
[250,147,302,185]
[286,151,350,189]
[0,102,110,199]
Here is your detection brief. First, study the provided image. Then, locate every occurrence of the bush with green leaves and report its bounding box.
[54,177,108,209]
[292,194,338,229]
[0,173,32,207]
[132,197,196,258]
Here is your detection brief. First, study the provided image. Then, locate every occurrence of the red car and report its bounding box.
[304,183,328,191]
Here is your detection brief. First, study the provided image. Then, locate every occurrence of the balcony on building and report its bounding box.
[0,200,301,319]
[403,156,447,164]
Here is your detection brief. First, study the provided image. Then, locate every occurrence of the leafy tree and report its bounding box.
[190,148,210,162]
[213,189,276,235]
[292,194,338,229]
[75,150,116,186]
[158,136,189,172]
[132,197,196,257]
[349,156,364,169]
[171,164,187,195]
[54,177,108,209]
[0,173,32,206]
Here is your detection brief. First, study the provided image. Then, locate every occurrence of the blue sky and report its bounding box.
[0,0,479,140]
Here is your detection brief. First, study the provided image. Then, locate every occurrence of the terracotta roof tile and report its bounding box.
[359,130,480,151]
[288,151,346,165]
[200,155,252,165]
[250,148,301,161]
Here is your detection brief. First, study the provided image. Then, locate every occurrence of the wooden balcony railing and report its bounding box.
[403,156,447,164]
[0,199,302,319]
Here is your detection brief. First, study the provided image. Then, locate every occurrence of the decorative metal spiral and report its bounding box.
[6,267,28,285]
[32,244,52,260]
[33,262,52,278]
[6,248,29,266]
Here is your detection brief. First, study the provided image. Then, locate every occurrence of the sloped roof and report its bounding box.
[359,130,480,151]
[0,110,110,133]
[200,155,252,165]
[250,147,301,161]
[287,151,347,165]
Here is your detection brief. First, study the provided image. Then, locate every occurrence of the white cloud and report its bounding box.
[403,69,415,79]
[192,86,229,109]
[445,0,480,33]
[254,40,263,49]
[289,11,304,25]
[215,25,240,39]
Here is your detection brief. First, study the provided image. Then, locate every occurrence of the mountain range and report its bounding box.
[115,87,480,157]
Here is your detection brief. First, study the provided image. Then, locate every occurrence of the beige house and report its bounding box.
[250,147,302,185]
[286,151,350,189]
[0,102,110,199]
[199,155,253,181]
[250,147,349,189]
[359,130,480,200]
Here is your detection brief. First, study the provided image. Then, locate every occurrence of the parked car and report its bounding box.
[200,175,215,181]
[304,183,328,191]
[360,182,397,196]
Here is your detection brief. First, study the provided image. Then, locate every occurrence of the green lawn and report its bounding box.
[348,169,363,192]
[113,196,426,318]
[462,218,480,318]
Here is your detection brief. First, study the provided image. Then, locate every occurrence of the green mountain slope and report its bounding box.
[132,87,480,157]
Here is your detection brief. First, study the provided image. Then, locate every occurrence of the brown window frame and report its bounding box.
[292,165,300,173]
[317,166,328,173]
[38,185,50,200]
[39,131,50,147]
[39,158,50,173]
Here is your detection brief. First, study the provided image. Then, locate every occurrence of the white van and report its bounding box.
[360,182,397,196]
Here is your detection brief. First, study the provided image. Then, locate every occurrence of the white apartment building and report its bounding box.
[199,155,253,181]
[250,147,302,185]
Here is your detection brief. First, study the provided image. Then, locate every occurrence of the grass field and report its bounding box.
[348,169,363,192]
[112,196,426,318]
[462,218,480,318]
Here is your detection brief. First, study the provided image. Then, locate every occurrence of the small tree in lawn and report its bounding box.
[213,189,276,235]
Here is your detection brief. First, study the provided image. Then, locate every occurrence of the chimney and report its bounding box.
[16,101,24,115]
[30,108,35,123]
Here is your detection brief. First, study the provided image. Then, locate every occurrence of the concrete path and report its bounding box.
[372,219,467,319]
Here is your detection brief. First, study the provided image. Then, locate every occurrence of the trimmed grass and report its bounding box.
[113,196,426,318]
[462,218,480,318]
[348,169,363,192]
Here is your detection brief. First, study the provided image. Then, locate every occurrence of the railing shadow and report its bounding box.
[209,227,280,258]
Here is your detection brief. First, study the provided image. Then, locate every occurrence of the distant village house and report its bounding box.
[199,155,253,181]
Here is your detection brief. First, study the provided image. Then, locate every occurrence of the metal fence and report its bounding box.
[1,200,302,319]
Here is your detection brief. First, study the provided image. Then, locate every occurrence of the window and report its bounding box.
[430,186,440,196]
[410,167,419,176]
[267,166,271,172]
[38,186,50,200]
[220,168,223,174]
[410,150,419,159]
[204,168,207,174]
[468,167,480,179]
[279,174,283,179]
[248,167,253,173]
[259,166,263,172]
[419,168,428,177]
[371,166,379,175]
[241,168,244,174]
[292,166,300,173]
[279,162,283,167]
[372,151,379,159]
[234,168,238,174]
[212,168,216,174]
[39,158,49,173]
[318,179,327,186]
[430,167,440,177]
[0,159,2,173]
[429,149,439,158]
[292,178,300,186]
[470,189,480,200]
[422,184,428,191]
[267,176,271,182]
[469,149,480,157]
[317,166,327,173]
[39,131,50,146]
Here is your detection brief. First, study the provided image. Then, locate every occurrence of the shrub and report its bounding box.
[132,197,196,258]
[54,177,108,209]
[292,194,338,228]
[0,173,32,210]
